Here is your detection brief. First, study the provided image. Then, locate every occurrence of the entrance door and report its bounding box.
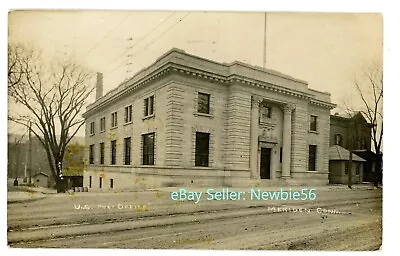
[260,148,271,179]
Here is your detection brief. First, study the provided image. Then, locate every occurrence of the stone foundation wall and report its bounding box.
[84,166,251,192]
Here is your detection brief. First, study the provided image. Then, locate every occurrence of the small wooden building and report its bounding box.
[32,172,49,188]
[329,145,366,184]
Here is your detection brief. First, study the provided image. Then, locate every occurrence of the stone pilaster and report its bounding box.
[250,96,263,179]
[224,87,252,171]
[282,104,295,178]
[165,85,185,166]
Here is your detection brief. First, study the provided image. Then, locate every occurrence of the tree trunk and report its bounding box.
[14,144,20,186]
[56,179,66,193]
[55,160,66,193]
[348,123,353,189]
[374,153,382,187]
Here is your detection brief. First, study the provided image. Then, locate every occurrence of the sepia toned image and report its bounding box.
[7,10,383,250]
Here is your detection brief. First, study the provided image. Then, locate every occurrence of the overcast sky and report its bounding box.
[8,11,383,136]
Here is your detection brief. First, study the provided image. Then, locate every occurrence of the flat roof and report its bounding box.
[85,48,335,116]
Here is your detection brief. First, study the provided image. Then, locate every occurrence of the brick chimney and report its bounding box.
[95,72,103,100]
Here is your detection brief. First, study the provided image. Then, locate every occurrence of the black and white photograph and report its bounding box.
[5,4,387,252]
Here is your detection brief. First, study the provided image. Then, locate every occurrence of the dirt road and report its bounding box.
[7,186,382,250]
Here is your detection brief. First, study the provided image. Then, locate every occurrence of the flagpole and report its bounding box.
[263,12,267,68]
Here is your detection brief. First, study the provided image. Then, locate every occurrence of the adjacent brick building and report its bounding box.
[329,112,377,183]
[83,48,336,191]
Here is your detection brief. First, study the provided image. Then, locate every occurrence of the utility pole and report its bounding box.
[263,12,267,68]
[28,121,32,184]
[13,139,20,186]
[348,119,353,189]
[24,147,27,180]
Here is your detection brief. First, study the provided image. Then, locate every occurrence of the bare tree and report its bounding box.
[344,62,383,187]
[8,44,26,90]
[9,133,27,186]
[8,44,94,192]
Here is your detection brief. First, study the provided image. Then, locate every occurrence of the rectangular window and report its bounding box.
[308,145,317,171]
[99,177,102,188]
[361,138,366,150]
[356,163,360,175]
[125,105,132,123]
[100,117,106,132]
[90,121,95,135]
[144,98,148,116]
[111,140,117,165]
[335,134,343,146]
[280,147,283,163]
[100,142,104,165]
[310,115,317,132]
[195,132,210,167]
[142,133,155,165]
[111,112,118,128]
[89,144,94,164]
[149,96,154,115]
[110,178,114,189]
[197,92,210,114]
[144,95,154,116]
[345,162,349,175]
[89,176,92,188]
[124,137,131,165]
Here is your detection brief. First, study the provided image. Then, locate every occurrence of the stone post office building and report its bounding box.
[83,49,336,191]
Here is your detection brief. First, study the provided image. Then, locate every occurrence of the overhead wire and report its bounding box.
[104,12,177,75]
[83,12,132,59]
[106,12,191,76]
[86,12,191,93]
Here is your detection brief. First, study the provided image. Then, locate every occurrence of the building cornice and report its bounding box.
[84,49,336,117]
[309,98,337,109]
[226,74,313,100]
[83,64,172,118]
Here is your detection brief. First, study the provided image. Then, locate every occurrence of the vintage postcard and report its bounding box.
[7,10,383,252]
